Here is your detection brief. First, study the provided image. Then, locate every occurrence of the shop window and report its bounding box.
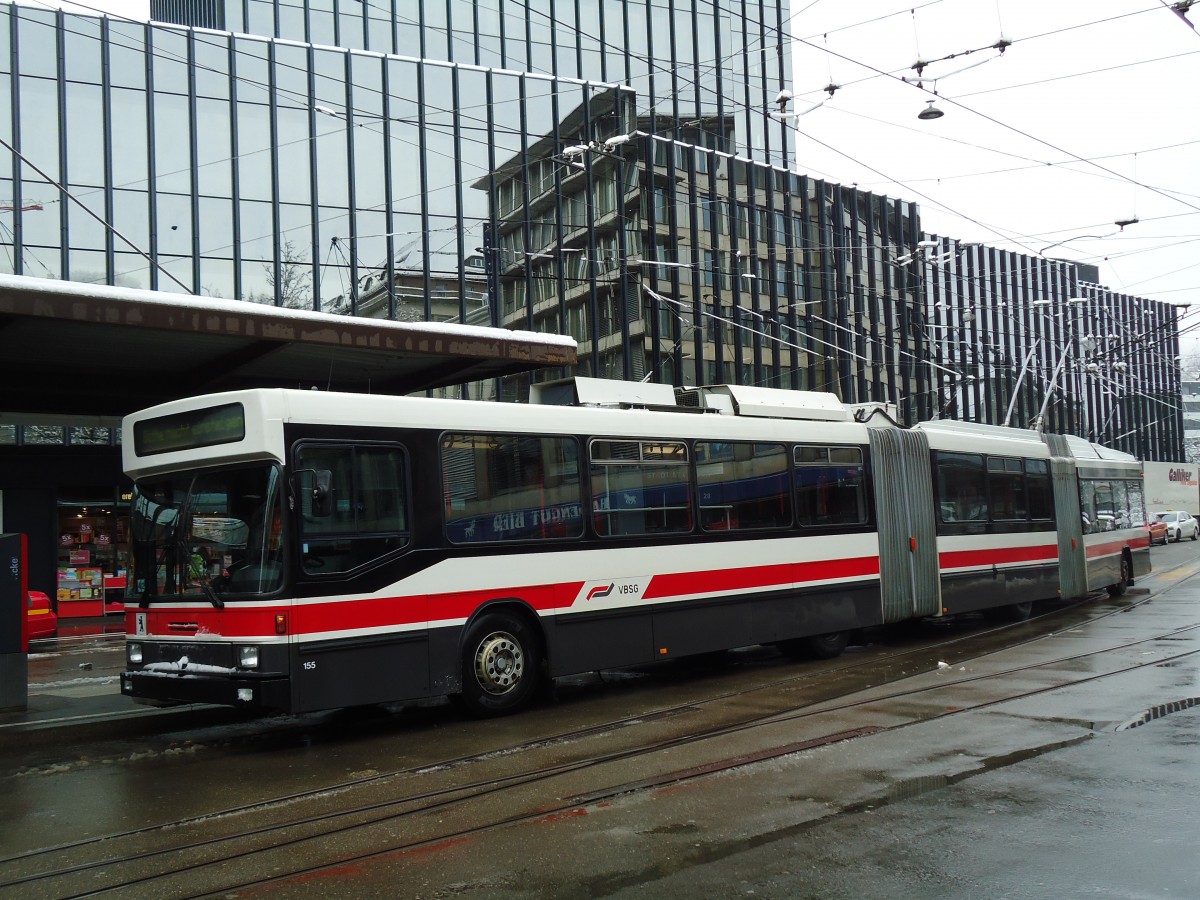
[56,498,130,615]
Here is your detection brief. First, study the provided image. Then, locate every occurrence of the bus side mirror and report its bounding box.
[311,470,333,517]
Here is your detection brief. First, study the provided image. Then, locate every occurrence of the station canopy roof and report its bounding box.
[0,274,577,422]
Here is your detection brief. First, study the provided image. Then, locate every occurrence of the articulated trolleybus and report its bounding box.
[120,377,1148,717]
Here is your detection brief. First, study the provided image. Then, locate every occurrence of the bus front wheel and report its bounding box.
[456,611,542,717]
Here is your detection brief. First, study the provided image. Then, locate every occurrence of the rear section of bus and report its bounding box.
[1059,434,1149,595]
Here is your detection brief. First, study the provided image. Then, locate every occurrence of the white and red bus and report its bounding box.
[119,378,1149,716]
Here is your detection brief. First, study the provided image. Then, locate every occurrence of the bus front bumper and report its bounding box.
[121,669,291,711]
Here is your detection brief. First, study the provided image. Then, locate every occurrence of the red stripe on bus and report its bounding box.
[938,545,1057,570]
[131,583,588,640]
[126,606,282,638]
[294,582,586,635]
[643,556,880,601]
[131,531,1146,641]
[1086,536,1148,557]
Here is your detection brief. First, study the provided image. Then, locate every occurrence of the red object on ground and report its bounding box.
[26,591,58,640]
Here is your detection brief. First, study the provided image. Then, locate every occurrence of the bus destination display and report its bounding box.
[133,403,246,456]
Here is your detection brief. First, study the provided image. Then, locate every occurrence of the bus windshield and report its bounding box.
[128,463,286,601]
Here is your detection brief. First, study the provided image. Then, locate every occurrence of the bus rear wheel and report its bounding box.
[1106,554,1132,598]
[456,611,542,717]
[777,630,849,661]
[984,600,1035,623]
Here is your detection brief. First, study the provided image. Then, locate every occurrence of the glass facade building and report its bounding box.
[914,243,1183,460]
[0,0,1183,458]
[0,0,921,409]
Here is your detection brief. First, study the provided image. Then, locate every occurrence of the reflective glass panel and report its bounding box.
[64,16,101,84]
[65,82,105,187]
[423,63,457,218]
[151,28,189,96]
[153,92,192,195]
[109,21,147,90]
[196,97,232,198]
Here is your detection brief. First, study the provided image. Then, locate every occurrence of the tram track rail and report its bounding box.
[3,565,1199,899]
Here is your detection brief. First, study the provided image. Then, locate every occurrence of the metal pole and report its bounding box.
[1034,346,1071,432]
[1004,342,1039,427]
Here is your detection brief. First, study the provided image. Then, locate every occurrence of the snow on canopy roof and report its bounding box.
[0,273,577,351]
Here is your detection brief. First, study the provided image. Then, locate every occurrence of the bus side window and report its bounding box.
[935,452,987,526]
[794,445,867,528]
[987,457,1026,522]
[590,439,692,537]
[1079,480,1096,533]
[441,433,584,544]
[1125,478,1145,528]
[696,441,791,532]
[1027,459,1054,522]
[295,443,410,574]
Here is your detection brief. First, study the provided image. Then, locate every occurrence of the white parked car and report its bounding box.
[1150,510,1199,542]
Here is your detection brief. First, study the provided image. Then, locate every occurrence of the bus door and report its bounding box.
[291,442,428,711]
[868,427,941,622]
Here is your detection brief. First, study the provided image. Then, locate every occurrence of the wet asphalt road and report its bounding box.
[3,539,1200,898]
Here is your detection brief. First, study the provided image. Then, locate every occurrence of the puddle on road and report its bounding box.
[877,736,1094,806]
[641,820,701,836]
[887,774,951,801]
[1115,697,1200,731]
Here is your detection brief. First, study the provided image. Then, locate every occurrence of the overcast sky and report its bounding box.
[786,0,1200,361]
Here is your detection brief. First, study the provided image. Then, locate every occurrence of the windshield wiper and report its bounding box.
[200,581,224,609]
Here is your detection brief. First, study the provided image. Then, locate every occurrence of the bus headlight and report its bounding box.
[128,642,143,665]
[238,645,260,669]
